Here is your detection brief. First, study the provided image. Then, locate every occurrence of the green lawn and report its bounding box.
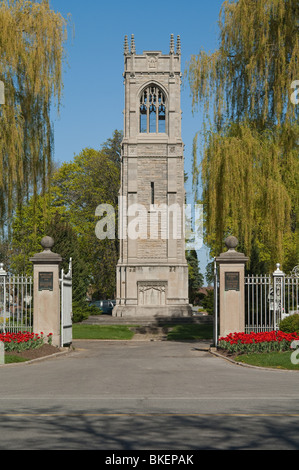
[166,324,213,341]
[73,323,214,341]
[73,324,135,340]
[5,355,27,364]
[235,351,299,370]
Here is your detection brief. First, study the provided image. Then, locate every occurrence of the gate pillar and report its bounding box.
[30,237,62,347]
[216,236,249,338]
[273,263,285,330]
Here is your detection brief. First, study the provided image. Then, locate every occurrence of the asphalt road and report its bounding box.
[0,339,299,450]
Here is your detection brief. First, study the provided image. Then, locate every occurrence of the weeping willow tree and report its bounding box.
[0,0,68,237]
[188,0,299,272]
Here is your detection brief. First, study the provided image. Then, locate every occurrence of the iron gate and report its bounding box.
[213,259,219,346]
[214,261,299,341]
[60,258,73,347]
[245,264,299,333]
[0,263,33,334]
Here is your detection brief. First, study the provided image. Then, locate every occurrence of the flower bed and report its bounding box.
[218,331,299,354]
[0,331,53,353]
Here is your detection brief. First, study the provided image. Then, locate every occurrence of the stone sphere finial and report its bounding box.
[225,236,239,251]
[0,262,7,276]
[41,236,54,252]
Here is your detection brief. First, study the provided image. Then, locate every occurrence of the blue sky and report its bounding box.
[49,0,223,278]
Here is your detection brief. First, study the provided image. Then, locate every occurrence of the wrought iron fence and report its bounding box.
[245,264,299,333]
[285,266,299,316]
[245,274,273,333]
[0,263,33,334]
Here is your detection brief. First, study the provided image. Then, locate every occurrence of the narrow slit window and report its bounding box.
[151,182,155,205]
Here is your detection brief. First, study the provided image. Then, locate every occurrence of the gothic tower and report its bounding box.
[113,35,191,317]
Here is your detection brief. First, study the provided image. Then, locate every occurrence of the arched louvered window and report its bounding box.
[140,85,166,134]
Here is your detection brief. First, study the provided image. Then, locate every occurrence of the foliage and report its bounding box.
[0,0,68,235]
[218,330,299,354]
[0,331,52,353]
[186,250,204,304]
[100,130,123,168]
[72,301,89,324]
[188,0,299,128]
[201,289,214,315]
[9,131,122,300]
[10,196,91,316]
[51,142,121,299]
[167,323,213,341]
[205,261,215,287]
[46,213,90,303]
[199,123,298,270]
[10,193,62,275]
[279,314,299,334]
[187,0,299,272]
[72,301,101,324]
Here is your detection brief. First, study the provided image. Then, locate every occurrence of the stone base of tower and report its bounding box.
[113,304,192,318]
[113,263,192,318]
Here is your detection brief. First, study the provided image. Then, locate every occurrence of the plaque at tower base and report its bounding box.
[113,35,192,318]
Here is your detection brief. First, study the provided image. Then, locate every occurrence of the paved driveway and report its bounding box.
[0,340,299,450]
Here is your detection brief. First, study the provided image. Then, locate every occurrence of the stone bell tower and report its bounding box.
[113,35,191,318]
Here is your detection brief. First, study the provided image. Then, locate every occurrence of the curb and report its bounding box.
[0,348,72,368]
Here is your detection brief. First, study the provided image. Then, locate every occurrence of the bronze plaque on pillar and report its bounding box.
[39,272,53,291]
[225,272,240,291]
